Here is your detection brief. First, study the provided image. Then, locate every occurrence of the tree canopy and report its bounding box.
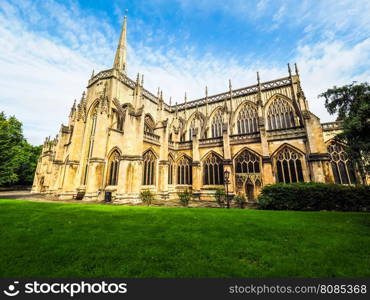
[319,82,370,177]
[0,112,41,186]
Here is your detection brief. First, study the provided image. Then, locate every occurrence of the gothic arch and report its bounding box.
[232,101,259,135]
[106,146,122,159]
[232,147,262,160]
[142,147,159,159]
[176,154,192,185]
[106,149,120,186]
[176,153,193,163]
[209,106,225,138]
[168,153,175,184]
[326,140,357,184]
[144,114,156,133]
[86,98,100,116]
[201,151,224,185]
[200,150,224,162]
[142,148,158,185]
[264,93,293,111]
[271,143,305,158]
[272,144,305,183]
[185,111,206,140]
[264,94,299,130]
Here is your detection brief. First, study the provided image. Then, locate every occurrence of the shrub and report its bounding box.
[257,182,370,211]
[178,188,192,207]
[140,189,154,206]
[233,194,246,209]
[215,188,226,208]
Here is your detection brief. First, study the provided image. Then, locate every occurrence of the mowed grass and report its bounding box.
[0,199,369,278]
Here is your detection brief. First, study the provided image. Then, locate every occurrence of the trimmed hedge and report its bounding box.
[257,182,370,211]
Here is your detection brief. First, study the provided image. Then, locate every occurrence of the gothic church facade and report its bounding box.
[32,17,360,204]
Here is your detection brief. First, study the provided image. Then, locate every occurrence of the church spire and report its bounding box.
[113,15,127,73]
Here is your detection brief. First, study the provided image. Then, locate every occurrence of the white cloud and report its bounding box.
[0,0,370,145]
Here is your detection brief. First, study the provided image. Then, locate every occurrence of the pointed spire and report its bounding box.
[136,72,140,85]
[169,96,172,106]
[229,79,232,91]
[113,15,127,73]
[175,102,178,117]
[141,74,144,87]
[91,69,95,78]
[257,71,260,84]
[288,63,292,76]
[294,63,299,75]
[160,90,163,101]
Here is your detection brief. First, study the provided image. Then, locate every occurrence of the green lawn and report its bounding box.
[0,199,369,277]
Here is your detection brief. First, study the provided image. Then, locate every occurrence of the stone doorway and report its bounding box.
[245,180,255,202]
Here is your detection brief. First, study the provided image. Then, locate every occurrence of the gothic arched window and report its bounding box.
[107,151,120,185]
[116,111,124,131]
[237,103,258,134]
[188,119,196,141]
[211,109,223,137]
[144,114,155,134]
[328,142,357,184]
[168,155,175,184]
[203,153,224,185]
[267,98,297,130]
[235,149,261,173]
[275,147,304,183]
[177,156,192,185]
[142,150,156,185]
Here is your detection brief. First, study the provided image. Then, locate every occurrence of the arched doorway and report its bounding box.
[245,179,255,202]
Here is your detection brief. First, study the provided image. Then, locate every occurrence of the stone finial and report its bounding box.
[288,63,292,76]
[229,79,232,91]
[295,63,299,75]
[91,69,95,78]
[257,71,260,84]
[169,96,172,106]
[136,73,140,85]
[141,74,144,86]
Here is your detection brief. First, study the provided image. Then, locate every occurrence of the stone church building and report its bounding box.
[32,17,361,204]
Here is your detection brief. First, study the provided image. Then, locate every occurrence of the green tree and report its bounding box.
[0,112,41,186]
[319,82,370,180]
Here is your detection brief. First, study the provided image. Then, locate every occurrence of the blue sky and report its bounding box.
[1,0,370,144]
